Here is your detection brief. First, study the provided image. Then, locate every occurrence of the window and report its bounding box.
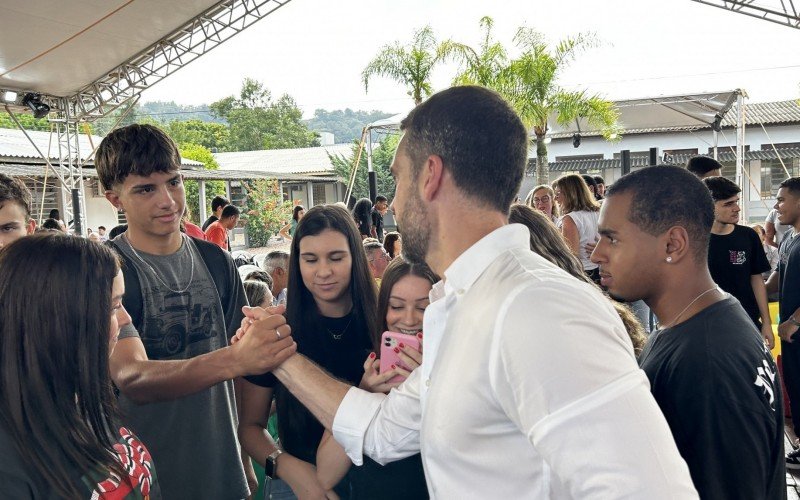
[761,158,800,198]
[313,184,327,205]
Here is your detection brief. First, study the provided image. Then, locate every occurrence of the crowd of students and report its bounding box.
[0,84,797,499]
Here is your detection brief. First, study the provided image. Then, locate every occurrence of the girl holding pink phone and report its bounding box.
[317,257,438,500]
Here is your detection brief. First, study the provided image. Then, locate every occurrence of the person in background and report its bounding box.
[553,174,601,283]
[752,223,779,282]
[263,250,290,306]
[364,239,391,281]
[383,231,402,260]
[524,184,559,223]
[371,196,389,242]
[280,205,306,241]
[686,155,722,179]
[766,207,792,248]
[0,233,158,498]
[182,207,206,240]
[0,173,36,248]
[202,195,229,231]
[49,208,67,232]
[98,225,108,242]
[352,198,373,240]
[593,176,606,198]
[582,174,602,200]
[205,204,240,251]
[41,218,62,231]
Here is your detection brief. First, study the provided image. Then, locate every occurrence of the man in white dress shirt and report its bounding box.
[243,86,697,498]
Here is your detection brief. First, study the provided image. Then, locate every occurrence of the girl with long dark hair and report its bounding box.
[240,204,377,498]
[315,257,438,499]
[351,198,373,240]
[0,233,157,499]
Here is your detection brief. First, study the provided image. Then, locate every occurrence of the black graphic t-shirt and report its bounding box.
[0,424,158,499]
[639,296,785,500]
[708,224,770,324]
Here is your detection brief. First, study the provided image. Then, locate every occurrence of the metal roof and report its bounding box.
[546,147,800,172]
[0,127,202,166]
[0,163,338,183]
[214,143,353,175]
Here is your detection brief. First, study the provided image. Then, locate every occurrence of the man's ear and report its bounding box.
[105,189,124,212]
[664,225,691,263]
[25,218,36,235]
[421,154,445,202]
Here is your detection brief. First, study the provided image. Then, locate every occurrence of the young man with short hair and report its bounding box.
[371,195,389,242]
[767,177,800,468]
[205,204,240,251]
[96,124,295,499]
[97,225,108,241]
[0,173,36,248]
[239,86,696,497]
[202,195,229,231]
[686,155,722,178]
[703,176,773,346]
[591,166,784,499]
[262,250,289,305]
[593,175,606,198]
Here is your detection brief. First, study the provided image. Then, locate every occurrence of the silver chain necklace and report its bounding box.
[660,286,719,329]
[124,233,195,294]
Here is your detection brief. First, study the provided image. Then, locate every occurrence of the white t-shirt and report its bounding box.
[558,210,600,271]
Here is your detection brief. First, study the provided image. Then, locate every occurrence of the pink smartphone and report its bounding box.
[379,331,421,384]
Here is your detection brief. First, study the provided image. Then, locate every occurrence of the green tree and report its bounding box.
[211,78,319,151]
[305,109,393,144]
[168,120,230,151]
[178,143,226,223]
[362,26,447,106]
[0,113,50,131]
[445,20,620,185]
[242,178,293,247]
[331,134,399,201]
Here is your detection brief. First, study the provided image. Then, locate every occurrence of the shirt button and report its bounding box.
[425,379,431,387]
[457,289,465,295]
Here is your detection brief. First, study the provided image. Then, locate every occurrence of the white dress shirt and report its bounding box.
[333,224,697,499]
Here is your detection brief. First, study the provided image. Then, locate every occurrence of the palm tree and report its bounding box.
[500,29,620,184]
[445,20,620,185]
[362,26,444,106]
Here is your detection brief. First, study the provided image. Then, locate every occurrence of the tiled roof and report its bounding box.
[0,164,339,183]
[545,147,800,172]
[214,143,353,175]
[0,127,202,166]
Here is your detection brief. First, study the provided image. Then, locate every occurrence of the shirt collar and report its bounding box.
[441,224,530,296]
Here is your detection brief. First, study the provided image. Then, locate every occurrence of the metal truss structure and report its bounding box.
[3,0,291,234]
[692,0,800,29]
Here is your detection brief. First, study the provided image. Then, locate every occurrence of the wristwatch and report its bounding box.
[265,448,283,479]
[789,316,800,327]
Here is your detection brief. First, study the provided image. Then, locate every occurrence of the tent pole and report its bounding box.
[736,93,746,222]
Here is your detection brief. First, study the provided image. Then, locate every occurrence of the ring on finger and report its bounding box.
[275,330,282,339]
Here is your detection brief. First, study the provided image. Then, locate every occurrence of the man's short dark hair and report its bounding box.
[211,196,229,212]
[593,176,605,185]
[400,86,528,213]
[779,177,800,195]
[221,205,240,219]
[686,156,722,177]
[0,173,32,219]
[702,176,740,201]
[98,225,106,231]
[606,165,714,262]
[374,195,388,204]
[95,124,181,190]
[41,218,61,231]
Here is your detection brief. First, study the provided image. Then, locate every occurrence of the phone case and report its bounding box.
[379,331,421,384]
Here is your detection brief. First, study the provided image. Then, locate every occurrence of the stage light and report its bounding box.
[22,93,50,119]
[572,133,581,148]
[2,90,18,103]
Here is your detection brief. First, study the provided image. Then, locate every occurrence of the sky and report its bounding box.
[140,0,800,120]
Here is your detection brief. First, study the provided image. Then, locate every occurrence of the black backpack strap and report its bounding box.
[106,239,144,330]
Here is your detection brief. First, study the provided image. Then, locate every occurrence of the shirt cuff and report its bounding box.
[331,387,386,466]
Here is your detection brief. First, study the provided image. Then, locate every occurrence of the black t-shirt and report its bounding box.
[708,225,770,324]
[371,208,384,242]
[639,297,785,500]
[779,232,800,327]
[201,215,218,232]
[246,310,371,463]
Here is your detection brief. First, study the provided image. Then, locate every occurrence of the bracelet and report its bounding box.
[789,316,800,327]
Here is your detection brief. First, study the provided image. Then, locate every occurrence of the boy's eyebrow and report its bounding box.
[598,227,617,237]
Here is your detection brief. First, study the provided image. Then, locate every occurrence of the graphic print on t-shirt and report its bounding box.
[86,427,154,499]
[754,356,778,411]
[729,250,747,265]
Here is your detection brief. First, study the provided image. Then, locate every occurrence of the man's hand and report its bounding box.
[761,322,775,350]
[230,305,296,375]
[778,320,799,343]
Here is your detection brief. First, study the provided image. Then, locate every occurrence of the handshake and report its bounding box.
[229,305,297,376]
